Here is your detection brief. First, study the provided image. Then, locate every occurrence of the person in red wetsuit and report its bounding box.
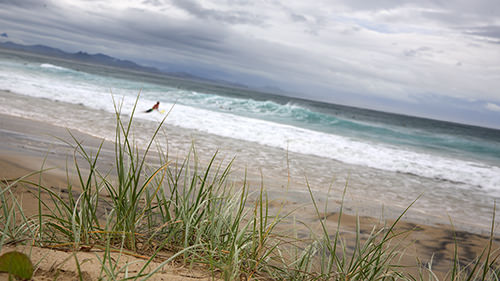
[152,101,160,110]
[146,101,160,113]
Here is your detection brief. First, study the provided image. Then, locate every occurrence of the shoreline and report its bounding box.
[1,112,499,278]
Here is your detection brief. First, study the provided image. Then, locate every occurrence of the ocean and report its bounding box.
[1,48,499,232]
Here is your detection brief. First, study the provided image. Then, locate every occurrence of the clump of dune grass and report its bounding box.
[0,174,39,251]
[149,148,285,280]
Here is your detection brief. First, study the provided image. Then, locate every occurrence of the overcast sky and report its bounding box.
[1,0,500,128]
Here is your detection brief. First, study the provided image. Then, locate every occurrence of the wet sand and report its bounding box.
[1,113,499,279]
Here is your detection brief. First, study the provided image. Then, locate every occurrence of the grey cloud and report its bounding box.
[414,9,500,44]
[141,0,163,6]
[2,2,232,56]
[169,0,265,25]
[465,25,500,40]
[118,12,236,56]
[420,9,477,23]
[403,46,433,58]
[342,0,500,18]
[341,1,500,48]
[441,0,500,20]
[341,0,500,37]
[340,0,420,11]
[290,13,307,22]
[0,0,49,7]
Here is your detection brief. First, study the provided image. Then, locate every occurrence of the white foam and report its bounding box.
[40,63,71,72]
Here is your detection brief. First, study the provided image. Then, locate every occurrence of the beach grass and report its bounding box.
[1,96,499,280]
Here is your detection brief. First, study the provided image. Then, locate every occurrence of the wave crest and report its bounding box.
[40,63,71,72]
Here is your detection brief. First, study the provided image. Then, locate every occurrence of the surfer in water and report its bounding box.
[145,101,160,113]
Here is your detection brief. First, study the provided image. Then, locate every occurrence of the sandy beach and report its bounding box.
[1,112,498,279]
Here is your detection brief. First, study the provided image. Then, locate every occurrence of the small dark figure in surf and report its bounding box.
[145,101,160,113]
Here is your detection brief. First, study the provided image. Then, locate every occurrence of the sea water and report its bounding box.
[1,49,499,232]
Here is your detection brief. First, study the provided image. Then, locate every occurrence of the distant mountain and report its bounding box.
[0,41,277,92]
[0,41,160,73]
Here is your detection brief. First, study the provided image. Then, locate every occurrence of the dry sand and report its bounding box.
[1,113,498,280]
